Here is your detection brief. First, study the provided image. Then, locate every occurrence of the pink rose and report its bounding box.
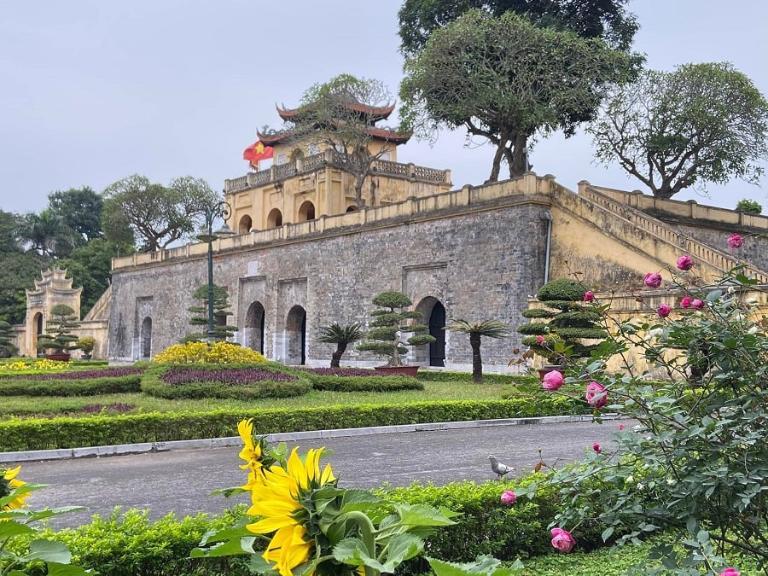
[592,442,602,454]
[585,381,608,409]
[680,296,693,309]
[542,370,565,391]
[643,272,662,288]
[550,527,576,553]
[618,424,625,431]
[500,490,517,506]
[657,304,672,318]
[535,335,546,346]
[720,569,740,576]
[583,290,595,302]
[727,233,744,249]
[691,298,705,310]
[676,255,694,271]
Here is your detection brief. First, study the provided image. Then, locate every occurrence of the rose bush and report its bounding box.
[534,242,767,574]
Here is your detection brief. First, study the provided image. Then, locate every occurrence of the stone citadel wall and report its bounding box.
[108,189,550,370]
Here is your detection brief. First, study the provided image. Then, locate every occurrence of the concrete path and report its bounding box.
[16,419,626,527]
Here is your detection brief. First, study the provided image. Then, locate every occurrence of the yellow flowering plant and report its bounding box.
[0,358,69,375]
[193,420,458,576]
[0,465,89,575]
[153,341,267,364]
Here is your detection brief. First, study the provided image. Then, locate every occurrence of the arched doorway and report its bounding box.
[32,312,43,355]
[415,297,446,367]
[285,305,306,365]
[238,214,252,234]
[245,301,266,355]
[346,205,358,213]
[140,317,152,359]
[290,148,305,163]
[298,201,316,222]
[267,208,283,228]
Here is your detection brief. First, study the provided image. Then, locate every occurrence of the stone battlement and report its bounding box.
[112,172,554,271]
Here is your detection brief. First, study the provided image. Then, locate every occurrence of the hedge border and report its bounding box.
[305,373,423,392]
[140,363,312,400]
[416,371,538,385]
[0,375,142,397]
[38,474,611,576]
[0,397,589,452]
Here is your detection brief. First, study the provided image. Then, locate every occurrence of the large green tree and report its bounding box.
[400,10,638,181]
[20,209,74,258]
[398,0,639,56]
[47,187,103,244]
[102,175,218,252]
[589,63,768,199]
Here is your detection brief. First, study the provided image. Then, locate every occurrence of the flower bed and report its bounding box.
[153,341,267,365]
[0,367,144,397]
[0,396,589,451]
[302,367,424,392]
[140,363,311,400]
[0,358,70,375]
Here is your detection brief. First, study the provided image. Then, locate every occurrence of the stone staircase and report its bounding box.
[549,180,768,284]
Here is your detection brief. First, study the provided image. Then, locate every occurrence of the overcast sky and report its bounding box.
[1,0,767,215]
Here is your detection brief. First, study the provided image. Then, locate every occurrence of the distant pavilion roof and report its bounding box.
[257,126,411,146]
[276,101,396,122]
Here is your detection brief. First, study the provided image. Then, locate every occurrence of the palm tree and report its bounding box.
[317,323,363,368]
[447,320,510,383]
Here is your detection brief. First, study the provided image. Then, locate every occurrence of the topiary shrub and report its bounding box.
[357,291,436,366]
[153,341,266,365]
[141,363,311,399]
[518,279,606,363]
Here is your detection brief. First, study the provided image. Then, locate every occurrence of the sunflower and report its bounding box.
[246,447,336,576]
[1,466,29,510]
[238,419,265,489]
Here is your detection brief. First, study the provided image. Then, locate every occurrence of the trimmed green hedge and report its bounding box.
[0,397,588,452]
[34,476,611,576]
[416,370,538,386]
[140,363,311,400]
[307,374,423,392]
[0,374,142,397]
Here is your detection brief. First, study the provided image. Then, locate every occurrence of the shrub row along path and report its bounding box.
[18,419,626,527]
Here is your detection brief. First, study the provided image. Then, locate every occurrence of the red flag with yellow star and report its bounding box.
[243,141,274,169]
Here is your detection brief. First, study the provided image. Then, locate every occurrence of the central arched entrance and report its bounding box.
[245,301,266,355]
[238,214,252,234]
[140,317,152,359]
[285,305,306,365]
[298,201,316,222]
[32,312,43,356]
[415,297,446,367]
[267,208,283,228]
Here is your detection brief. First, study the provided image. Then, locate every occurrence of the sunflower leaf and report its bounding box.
[23,540,71,564]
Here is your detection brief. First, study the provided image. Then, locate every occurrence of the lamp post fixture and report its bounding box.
[196,200,235,342]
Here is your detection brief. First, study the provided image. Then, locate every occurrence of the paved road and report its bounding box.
[14,420,626,527]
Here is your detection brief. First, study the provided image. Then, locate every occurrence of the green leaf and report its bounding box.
[381,533,424,567]
[340,489,381,513]
[601,526,615,542]
[0,519,35,538]
[332,538,386,572]
[47,563,91,576]
[24,540,72,564]
[427,555,521,576]
[190,536,256,558]
[394,503,458,527]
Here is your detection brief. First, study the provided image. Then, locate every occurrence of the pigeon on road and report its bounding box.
[489,455,514,480]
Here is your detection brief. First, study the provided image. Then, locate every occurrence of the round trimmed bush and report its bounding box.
[141,363,310,399]
[302,368,423,392]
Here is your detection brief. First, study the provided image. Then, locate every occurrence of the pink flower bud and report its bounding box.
[618,424,625,431]
[542,370,565,391]
[592,442,602,454]
[691,299,705,310]
[500,490,517,506]
[644,272,663,288]
[727,233,744,249]
[550,527,576,553]
[680,296,693,309]
[583,290,595,302]
[535,335,546,345]
[720,568,740,576]
[585,381,608,409]
[676,255,694,271]
[657,304,672,318]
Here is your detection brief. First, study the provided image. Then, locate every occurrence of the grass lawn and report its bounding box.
[0,381,526,418]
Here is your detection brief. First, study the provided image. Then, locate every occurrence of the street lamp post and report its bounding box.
[196,200,235,341]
